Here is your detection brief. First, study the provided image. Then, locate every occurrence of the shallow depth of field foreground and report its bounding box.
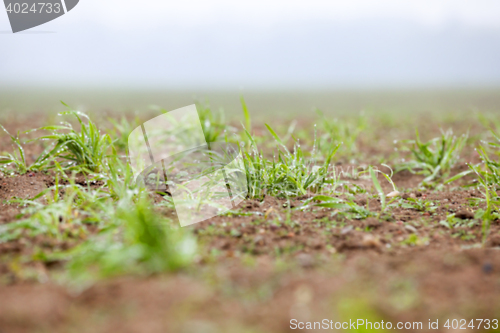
[1,99,500,333]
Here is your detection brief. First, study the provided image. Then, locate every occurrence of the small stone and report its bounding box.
[483,263,493,274]
[296,253,314,268]
[341,226,353,235]
[362,234,381,248]
[410,193,417,199]
[387,191,400,198]
[456,209,474,220]
[328,247,337,254]
[405,225,418,233]
[253,235,264,245]
[355,195,367,206]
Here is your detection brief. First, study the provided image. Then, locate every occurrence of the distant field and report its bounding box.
[1,87,500,120]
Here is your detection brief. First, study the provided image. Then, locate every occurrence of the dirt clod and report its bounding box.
[456,209,474,219]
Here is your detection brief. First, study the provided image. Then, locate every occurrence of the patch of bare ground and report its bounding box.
[0,248,499,333]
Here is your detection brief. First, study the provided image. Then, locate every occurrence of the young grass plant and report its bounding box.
[468,132,500,243]
[197,101,228,143]
[396,129,467,185]
[401,197,438,213]
[368,165,398,218]
[296,166,397,221]
[242,123,340,199]
[0,124,50,174]
[302,195,375,220]
[0,178,105,242]
[315,110,366,159]
[30,103,112,173]
[64,192,196,283]
[0,160,117,242]
[108,116,140,152]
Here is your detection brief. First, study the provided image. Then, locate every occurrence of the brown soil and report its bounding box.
[1,114,500,333]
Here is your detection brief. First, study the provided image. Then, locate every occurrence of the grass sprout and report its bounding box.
[0,174,108,242]
[303,195,375,220]
[242,123,340,198]
[197,101,228,143]
[31,103,112,173]
[396,129,467,184]
[468,131,500,243]
[108,116,139,152]
[368,165,398,218]
[401,197,438,213]
[63,193,196,282]
[0,124,50,174]
[315,110,366,159]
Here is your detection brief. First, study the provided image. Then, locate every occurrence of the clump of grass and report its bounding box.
[108,116,140,152]
[242,123,340,199]
[64,193,196,282]
[197,101,229,143]
[0,124,50,174]
[368,165,399,218]
[469,130,500,243]
[315,109,366,159]
[0,170,109,242]
[2,170,195,282]
[396,129,467,184]
[301,195,375,220]
[439,212,477,229]
[401,197,438,213]
[31,103,112,173]
[302,165,399,221]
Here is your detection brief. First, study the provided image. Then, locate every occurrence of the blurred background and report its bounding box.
[0,0,499,117]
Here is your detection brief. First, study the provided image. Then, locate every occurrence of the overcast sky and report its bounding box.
[1,0,500,88]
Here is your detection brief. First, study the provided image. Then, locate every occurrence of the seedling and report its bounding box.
[197,101,228,143]
[108,116,139,152]
[64,193,196,281]
[451,229,476,241]
[396,129,467,185]
[30,103,112,173]
[0,124,50,174]
[400,234,428,247]
[315,109,366,159]
[366,165,398,218]
[301,195,376,220]
[242,123,341,199]
[401,197,438,213]
[439,213,477,229]
[467,130,500,243]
